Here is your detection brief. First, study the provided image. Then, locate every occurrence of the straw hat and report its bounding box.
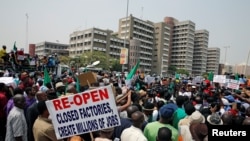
[189,111,205,124]
[207,113,223,125]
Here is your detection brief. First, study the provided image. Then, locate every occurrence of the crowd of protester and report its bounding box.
[0,45,60,73]
[0,52,250,141]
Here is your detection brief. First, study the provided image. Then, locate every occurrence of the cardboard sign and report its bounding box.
[78,72,97,86]
[45,85,121,139]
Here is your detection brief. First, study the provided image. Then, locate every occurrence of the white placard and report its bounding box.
[45,85,121,139]
[226,79,240,89]
[213,75,226,83]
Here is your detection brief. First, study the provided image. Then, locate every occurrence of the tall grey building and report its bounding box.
[192,30,209,76]
[118,14,154,72]
[153,22,171,76]
[164,17,195,73]
[207,47,220,74]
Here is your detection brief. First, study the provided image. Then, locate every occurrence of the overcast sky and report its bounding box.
[1,0,250,65]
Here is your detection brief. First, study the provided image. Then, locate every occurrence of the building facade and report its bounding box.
[207,47,220,74]
[35,41,69,57]
[29,44,36,57]
[165,17,195,73]
[192,30,209,76]
[118,14,154,72]
[233,63,250,76]
[69,28,129,68]
[153,22,170,76]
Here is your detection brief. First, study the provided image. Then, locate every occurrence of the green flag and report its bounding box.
[126,60,140,80]
[208,71,214,81]
[13,41,17,52]
[175,73,180,80]
[235,73,239,80]
[75,77,80,93]
[64,82,68,95]
[43,67,51,86]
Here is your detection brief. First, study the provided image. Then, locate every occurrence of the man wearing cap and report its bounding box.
[144,103,178,141]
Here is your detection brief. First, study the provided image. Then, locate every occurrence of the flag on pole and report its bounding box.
[64,82,68,95]
[75,77,80,93]
[235,73,239,80]
[175,73,180,80]
[208,71,214,81]
[126,60,140,80]
[13,41,17,52]
[43,67,51,86]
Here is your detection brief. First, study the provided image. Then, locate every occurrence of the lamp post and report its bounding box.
[25,13,29,52]
[223,46,230,74]
[244,49,250,75]
[122,0,129,72]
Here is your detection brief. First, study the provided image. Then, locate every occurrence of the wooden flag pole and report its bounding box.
[87,80,91,88]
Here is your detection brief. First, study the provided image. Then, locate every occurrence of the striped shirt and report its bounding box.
[5,106,28,141]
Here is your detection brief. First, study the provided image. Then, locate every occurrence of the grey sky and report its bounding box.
[1,0,250,65]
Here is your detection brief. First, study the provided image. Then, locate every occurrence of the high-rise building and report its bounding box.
[153,22,170,76]
[192,30,209,76]
[164,17,195,73]
[35,41,69,57]
[118,14,154,72]
[207,47,220,74]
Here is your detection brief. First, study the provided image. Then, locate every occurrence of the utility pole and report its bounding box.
[122,0,129,72]
[244,49,250,75]
[26,13,29,52]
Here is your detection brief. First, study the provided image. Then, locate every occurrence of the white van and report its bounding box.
[56,64,70,77]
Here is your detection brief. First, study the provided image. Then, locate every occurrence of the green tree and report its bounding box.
[176,69,189,76]
[58,56,71,65]
[202,72,208,78]
[110,59,122,71]
[80,51,111,70]
[168,65,177,74]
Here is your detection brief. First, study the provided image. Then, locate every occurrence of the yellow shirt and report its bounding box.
[0,49,6,58]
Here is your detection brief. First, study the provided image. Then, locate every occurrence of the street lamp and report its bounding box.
[244,49,250,75]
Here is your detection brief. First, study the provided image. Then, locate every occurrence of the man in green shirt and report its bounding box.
[144,103,179,141]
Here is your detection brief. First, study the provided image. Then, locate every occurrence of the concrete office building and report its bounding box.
[164,17,195,73]
[192,30,209,76]
[152,22,171,76]
[35,41,69,57]
[129,39,141,69]
[207,47,220,74]
[69,28,109,57]
[69,28,129,66]
[118,14,154,72]
[233,63,250,76]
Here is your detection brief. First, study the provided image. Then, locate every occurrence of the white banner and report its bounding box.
[213,75,226,83]
[45,85,121,139]
[226,79,240,90]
